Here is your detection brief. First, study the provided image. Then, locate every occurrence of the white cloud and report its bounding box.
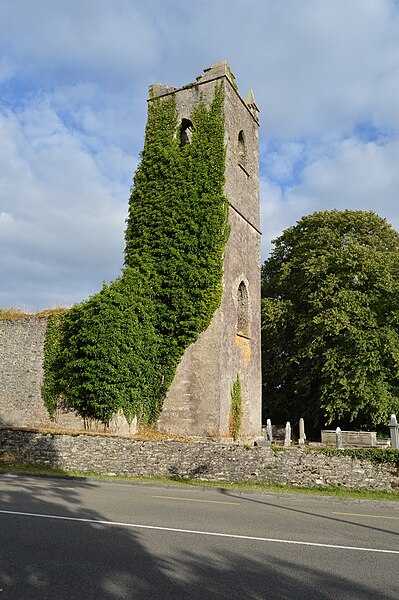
[1,0,399,308]
[291,136,399,216]
[50,84,147,162]
[261,134,399,261]
[260,177,316,259]
[0,57,15,84]
[2,1,399,139]
[0,0,160,85]
[208,0,399,138]
[0,99,129,310]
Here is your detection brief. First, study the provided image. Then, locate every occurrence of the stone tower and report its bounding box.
[155,61,261,440]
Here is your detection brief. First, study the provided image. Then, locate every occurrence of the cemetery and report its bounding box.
[261,415,398,449]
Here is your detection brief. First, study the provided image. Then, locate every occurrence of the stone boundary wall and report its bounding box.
[1,429,398,492]
[0,317,134,434]
[0,317,50,427]
[0,317,87,430]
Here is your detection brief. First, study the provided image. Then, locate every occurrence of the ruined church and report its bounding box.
[0,62,262,440]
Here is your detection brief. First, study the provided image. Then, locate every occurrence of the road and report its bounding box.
[0,472,398,599]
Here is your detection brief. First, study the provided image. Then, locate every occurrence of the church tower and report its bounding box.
[154,62,262,439]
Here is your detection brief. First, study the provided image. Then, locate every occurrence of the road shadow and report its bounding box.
[219,487,399,539]
[1,471,398,599]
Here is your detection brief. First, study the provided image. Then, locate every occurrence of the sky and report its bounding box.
[1,0,399,311]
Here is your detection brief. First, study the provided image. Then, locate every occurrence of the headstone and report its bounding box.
[336,427,343,449]
[298,418,306,446]
[284,421,291,447]
[254,438,268,447]
[389,414,399,449]
[321,430,376,447]
[266,418,273,446]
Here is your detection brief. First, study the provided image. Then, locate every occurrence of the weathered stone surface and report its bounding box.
[158,62,262,439]
[0,317,56,428]
[321,430,377,447]
[0,317,134,434]
[1,429,398,492]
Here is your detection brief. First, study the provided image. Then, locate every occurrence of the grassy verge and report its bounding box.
[1,459,398,502]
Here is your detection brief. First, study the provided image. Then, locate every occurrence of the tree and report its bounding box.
[261,210,399,434]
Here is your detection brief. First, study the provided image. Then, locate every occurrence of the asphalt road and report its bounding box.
[0,472,398,599]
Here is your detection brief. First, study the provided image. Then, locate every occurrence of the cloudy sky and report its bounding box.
[1,0,399,311]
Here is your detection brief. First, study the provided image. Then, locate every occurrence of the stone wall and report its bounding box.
[1,428,398,492]
[0,317,54,428]
[0,317,135,434]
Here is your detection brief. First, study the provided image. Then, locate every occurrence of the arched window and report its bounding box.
[237,281,249,337]
[238,130,246,168]
[180,118,193,147]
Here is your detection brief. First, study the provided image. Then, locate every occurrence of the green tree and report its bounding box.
[262,210,399,434]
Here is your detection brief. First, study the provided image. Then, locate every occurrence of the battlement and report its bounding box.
[149,61,259,124]
[196,60,236,86]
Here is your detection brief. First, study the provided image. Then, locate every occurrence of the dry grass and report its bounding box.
[0,308,32,320]
[35,307,68,318]
[133,427,191,442]
[0,424,192,442]
[0,306,68,321]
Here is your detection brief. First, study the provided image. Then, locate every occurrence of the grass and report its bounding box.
[0,308,33,320]
[0,460,67,476]
[1,459,398,502]
[0,307,67,320]
[301,445,399,467]
[0,424,191,442]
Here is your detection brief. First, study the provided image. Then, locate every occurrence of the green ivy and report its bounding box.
[42,84,228,427]
[124,84,229,416]
[229,374,242,441]
[56,267,162,426]
[41,312,65,419]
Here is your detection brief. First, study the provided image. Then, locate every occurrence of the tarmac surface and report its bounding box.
[0,472,398,599]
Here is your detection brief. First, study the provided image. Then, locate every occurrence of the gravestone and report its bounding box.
[284,421,291,446]
[390,414,399,449]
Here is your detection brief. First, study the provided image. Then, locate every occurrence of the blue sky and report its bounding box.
[1,0,399,311]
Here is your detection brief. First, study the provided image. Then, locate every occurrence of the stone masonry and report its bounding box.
[0,317,60,428]
[157,61,262,439]
[0,317,134,434]
[1,428,398,492]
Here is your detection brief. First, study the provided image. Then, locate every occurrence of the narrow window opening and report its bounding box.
[238,130,246,167]
[180,118,193,147]
[237,281,249,337]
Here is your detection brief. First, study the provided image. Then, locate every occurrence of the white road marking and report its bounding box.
[1,509,398,554]
[152,495,240,505]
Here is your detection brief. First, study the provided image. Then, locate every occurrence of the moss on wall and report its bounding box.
[229,374,242,441]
